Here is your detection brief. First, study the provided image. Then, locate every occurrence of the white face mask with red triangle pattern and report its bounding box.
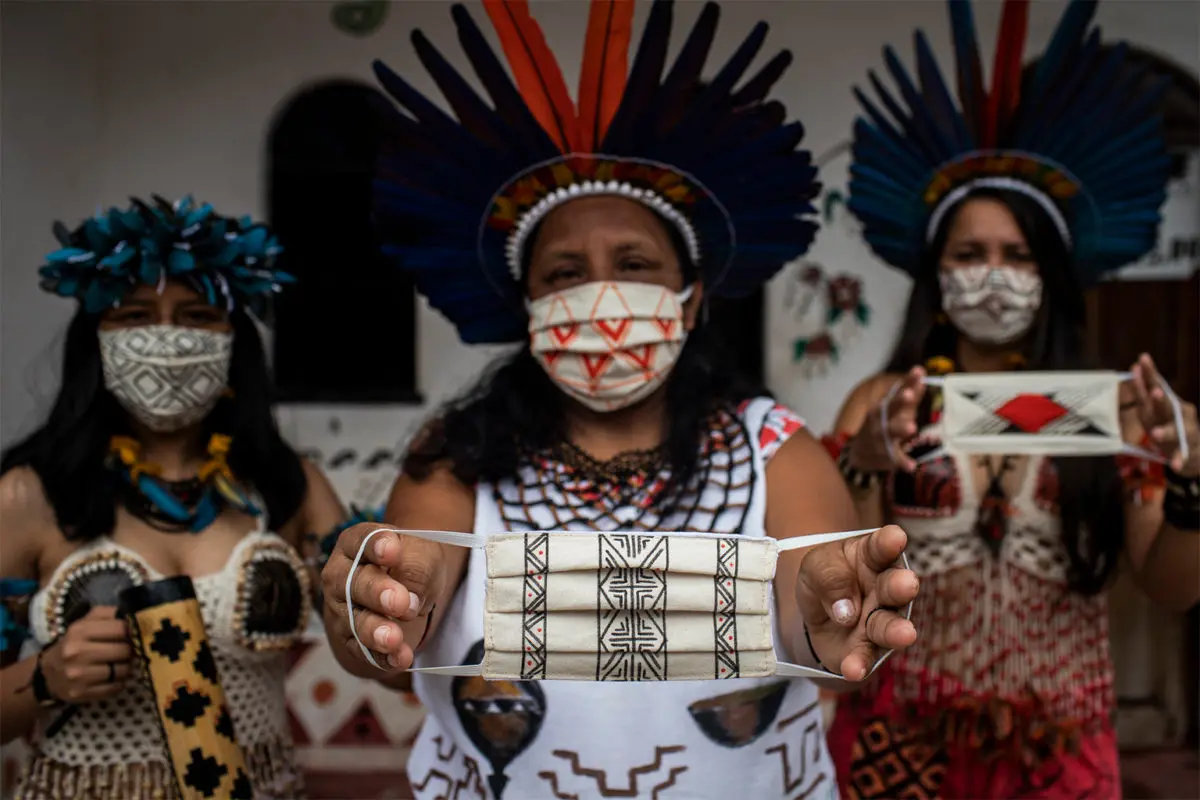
[527,281,694,413]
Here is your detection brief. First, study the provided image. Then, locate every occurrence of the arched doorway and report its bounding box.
[267,79,420,403]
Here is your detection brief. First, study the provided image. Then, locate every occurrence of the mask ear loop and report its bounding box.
[345,528,483,670]
[1117,371,1189,464]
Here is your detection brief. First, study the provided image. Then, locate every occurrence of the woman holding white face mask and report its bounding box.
[0,197,344,798]
[320,1,921,798]
[825,1,1200,797]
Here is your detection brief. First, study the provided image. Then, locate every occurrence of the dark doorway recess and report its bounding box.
[267,79,420,404]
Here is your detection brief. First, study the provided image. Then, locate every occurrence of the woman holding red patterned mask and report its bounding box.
[824,1,1200,796]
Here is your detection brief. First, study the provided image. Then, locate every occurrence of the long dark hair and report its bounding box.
[404,217,764,508]
[1,308,309,542]
[887,187,1123,595]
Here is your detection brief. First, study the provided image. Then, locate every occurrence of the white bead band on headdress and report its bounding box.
[504,180,703,279]
[925,176,1073,248]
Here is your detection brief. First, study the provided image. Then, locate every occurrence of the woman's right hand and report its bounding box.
[41,606,133,704]
[321,524,446,672]
[846,367,927,474]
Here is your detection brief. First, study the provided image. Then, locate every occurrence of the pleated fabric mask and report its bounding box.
[892,371,1189,464]
[345,528,911,683]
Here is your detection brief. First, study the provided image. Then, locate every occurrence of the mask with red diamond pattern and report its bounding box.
[526,281,693,413]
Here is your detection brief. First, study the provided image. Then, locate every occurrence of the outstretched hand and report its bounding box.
[321,524,445,672]
[848,367,927,474]
[1130,353,1198,476]
[795,525,919,681]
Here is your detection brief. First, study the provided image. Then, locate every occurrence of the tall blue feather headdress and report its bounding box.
[848,0,1171,284]
[40,195,293,315]
[372,0,820,344]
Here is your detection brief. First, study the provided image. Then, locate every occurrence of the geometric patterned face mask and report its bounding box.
[938,265,1043,346]
[100,325,232,433]
[897,370,1188,463]
[527,281,692,413]
[346,528,911,683]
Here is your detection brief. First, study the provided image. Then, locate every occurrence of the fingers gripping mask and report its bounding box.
[346,528,912,683]
[886,371,1189,463]
[100,325,233,433]
[939,266,1042,345]
[527,281,693,413]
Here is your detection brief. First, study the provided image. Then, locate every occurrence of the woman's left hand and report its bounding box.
[795,525,919,681]
[1131,353,1199,476]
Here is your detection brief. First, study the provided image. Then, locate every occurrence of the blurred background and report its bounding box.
[1,1,1196,797]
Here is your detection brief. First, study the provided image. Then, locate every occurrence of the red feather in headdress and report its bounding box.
[981,0,1029,148]
[483,0,580,152]
[577,0,635,151]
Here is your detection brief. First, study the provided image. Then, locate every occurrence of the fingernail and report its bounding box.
[381,589,399,614]
[374,538,390,560]
[387,652,401,668]
[832,599,855,625]
[408,593,423,616]
[374,625,391,649]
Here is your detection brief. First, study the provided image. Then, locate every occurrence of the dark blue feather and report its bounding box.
[915,31,971,149]
[1028,0,1098,100]
[677,22,769,129]
[882,46,957,163]
[730,50,792,107]
[603,0,674,151]
[946,0,984,140]
[449,3,559,157]
[645,2,720,137]
[411,30,512,152]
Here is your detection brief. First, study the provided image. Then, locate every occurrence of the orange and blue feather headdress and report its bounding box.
[372,0,820,344]
[848,0,1171,283]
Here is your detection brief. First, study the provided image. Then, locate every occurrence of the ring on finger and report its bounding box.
[864,605,900,630]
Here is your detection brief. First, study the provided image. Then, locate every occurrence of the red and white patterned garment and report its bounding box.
[406,398,839,800]
[828,408,1121,800]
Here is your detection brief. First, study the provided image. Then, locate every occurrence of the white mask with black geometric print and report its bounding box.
[346,527,912,682]
[99,325,232,432]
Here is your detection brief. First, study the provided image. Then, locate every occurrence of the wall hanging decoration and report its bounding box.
[779,141,873,379]
[783,263,871,378]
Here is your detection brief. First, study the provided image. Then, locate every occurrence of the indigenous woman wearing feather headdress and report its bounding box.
[824,1,1200,796]
[0,198,346,798]
[318,2,921,798]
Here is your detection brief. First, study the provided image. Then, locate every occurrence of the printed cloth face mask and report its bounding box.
[345,528,912,682]
[939,265,1043,345]
[883,371,1189,463]
[100,325,233,433]
[527,281,693,413]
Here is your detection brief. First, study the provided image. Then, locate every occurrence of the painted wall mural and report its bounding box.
[783,263,871,378]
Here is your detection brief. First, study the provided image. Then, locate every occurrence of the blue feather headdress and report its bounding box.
[848,0,1171,284]
[372,0,820,344]
[40,195,293,314]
